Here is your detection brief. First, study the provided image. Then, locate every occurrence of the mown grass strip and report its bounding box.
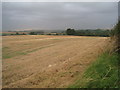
[68,52,119,88]
[2,51,27,59]
[2,44,55,59]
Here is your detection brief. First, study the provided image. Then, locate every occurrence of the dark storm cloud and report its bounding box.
[2,2,118,31]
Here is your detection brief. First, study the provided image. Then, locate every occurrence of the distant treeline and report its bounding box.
[1,32,27,36]
[66,28,110,37]
[1,31,44,36]
[2,29,111,37]
[75,29,110,37]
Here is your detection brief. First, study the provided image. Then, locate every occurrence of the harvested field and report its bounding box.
[2,35,108,88]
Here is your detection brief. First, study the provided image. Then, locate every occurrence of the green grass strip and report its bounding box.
[69,52,119,88]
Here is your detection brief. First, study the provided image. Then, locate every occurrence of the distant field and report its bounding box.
[2,35,108,88]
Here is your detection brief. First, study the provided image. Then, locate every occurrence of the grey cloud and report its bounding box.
[2,2,118,31]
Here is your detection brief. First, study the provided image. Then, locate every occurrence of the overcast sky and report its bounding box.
[2,2,118,31]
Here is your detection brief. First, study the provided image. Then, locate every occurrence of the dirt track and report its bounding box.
[2,35,108,88]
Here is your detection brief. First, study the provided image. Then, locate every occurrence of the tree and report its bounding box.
[66,28,76,35]
[16,32,19,35]
[29,32,36,35]
[22,33,26,35]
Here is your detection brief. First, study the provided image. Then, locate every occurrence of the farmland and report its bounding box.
[2,35,108,88]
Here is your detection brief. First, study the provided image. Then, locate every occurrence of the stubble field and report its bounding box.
[2,35,108,88]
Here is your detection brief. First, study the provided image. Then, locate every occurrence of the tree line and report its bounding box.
[2,28,110,37]
[66,28,110,37]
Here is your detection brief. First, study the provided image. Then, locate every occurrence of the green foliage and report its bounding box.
[1,32,27,36]
[69,52,119,88]
[110,20,120,53]
[1,33,14,36]
[66,28,76,35]
[29,31,44,35]
[110,20,120,37]
[29,32,37,35]
[75,29,110,37]
[65,29,110,37]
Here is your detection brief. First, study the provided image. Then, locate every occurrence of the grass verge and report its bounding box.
[69,52,119,88]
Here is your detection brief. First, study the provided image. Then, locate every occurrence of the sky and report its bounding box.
[2,2,118,31]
